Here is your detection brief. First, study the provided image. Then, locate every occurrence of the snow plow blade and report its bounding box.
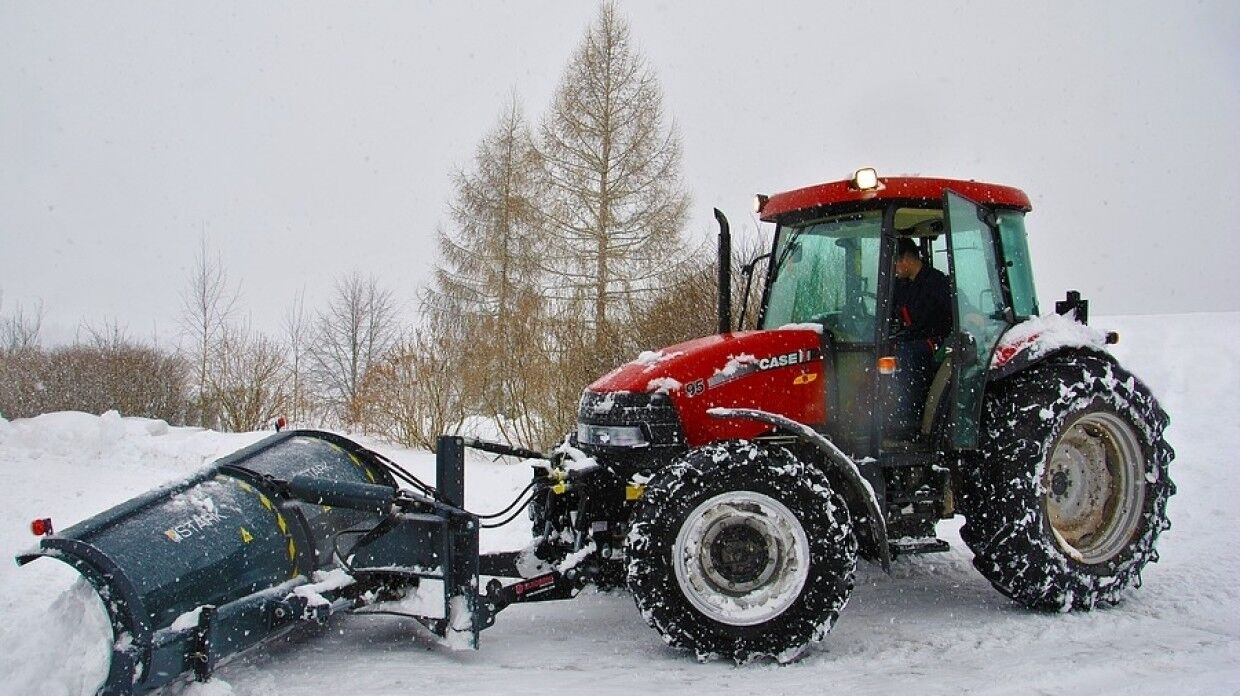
[15,430,483,695]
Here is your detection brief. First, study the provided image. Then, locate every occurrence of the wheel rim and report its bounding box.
[1043,411,1146,564]
[673,491,809,626]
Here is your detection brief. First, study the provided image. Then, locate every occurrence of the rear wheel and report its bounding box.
[626,441,856,662]
[960,351,1174,610]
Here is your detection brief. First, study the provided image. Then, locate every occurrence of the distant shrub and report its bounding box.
[0,342,189,423]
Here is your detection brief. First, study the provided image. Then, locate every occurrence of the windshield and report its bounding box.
[761,210,883,342]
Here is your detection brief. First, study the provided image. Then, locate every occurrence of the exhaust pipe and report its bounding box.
[715,208,731,334]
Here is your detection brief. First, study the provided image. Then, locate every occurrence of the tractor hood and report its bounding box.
[587,328,827,447]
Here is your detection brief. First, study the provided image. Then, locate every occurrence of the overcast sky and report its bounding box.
[2,1,1237,347]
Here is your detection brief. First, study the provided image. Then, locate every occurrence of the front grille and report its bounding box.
[577,390,684,448]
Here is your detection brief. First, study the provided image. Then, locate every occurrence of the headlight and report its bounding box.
[577,423,648,448]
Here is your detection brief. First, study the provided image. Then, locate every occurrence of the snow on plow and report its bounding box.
[15,431,493,695]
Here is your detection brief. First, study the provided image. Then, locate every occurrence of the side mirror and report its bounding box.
[1055,290,1090,325]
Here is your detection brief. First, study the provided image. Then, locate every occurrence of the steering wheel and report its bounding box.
[836,293,875,339]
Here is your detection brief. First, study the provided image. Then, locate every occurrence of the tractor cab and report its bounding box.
[754,169,1038,458]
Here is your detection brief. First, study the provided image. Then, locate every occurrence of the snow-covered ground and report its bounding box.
[2,312,1238,695]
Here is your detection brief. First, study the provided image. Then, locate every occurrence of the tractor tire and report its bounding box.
[959,350,1175,611]
[625,441,856,663]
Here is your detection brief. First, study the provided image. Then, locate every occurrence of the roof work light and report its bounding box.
[851,167,880,191]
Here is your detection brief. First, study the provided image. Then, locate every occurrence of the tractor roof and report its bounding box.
[759,174,1032,222]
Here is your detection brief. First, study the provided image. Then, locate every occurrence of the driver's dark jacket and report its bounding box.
[893,264,951,345]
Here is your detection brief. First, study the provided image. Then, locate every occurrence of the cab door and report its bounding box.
[942,190,1012,449]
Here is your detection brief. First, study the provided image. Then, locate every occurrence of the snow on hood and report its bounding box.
[776,322,825,334]
[591,330,821,396]
[646,377,683,394]
[633,349,685,370]
[716,353,757,379]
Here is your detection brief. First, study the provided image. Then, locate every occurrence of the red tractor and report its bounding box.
[525,168,1175,662]
[18,170,1175,693]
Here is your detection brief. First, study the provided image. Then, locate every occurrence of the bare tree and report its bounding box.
[538,2,690,358]
[211,323,289,432]
[632,228,768,351]
[309,272,399,427]
[358,324,471,451]
[0,291,44,353]
[179,237,239,428]
[283,289,312,425]
[0,311,43,415]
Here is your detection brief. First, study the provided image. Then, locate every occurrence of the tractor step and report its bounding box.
[888,537,950,556]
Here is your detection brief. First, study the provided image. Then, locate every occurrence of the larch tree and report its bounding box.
[428,98,553,446]
[432,97,544,328]
[538,2,690,364]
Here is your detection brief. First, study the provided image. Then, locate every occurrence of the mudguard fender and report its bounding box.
[989,313,1109,381]
[707,407,891,572]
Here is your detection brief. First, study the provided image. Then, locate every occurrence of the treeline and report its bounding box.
[0,4,764,450]
[0,322,188,423]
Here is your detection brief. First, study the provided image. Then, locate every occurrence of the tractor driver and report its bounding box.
[889,237,951,439]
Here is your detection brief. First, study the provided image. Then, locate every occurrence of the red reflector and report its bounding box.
[30,518,53,536]
[275,416,288,432]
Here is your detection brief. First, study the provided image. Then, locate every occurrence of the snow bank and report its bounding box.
[1,575,112,695]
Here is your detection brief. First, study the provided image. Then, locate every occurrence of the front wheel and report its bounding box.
[960,351,1175,610]
[626,441,856,663]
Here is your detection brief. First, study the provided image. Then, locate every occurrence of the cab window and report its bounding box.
[998,212,1039,318]
[762,210,883,343]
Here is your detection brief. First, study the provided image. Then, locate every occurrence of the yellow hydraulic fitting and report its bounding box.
[625,484,645,501]
[548,467,569,495]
